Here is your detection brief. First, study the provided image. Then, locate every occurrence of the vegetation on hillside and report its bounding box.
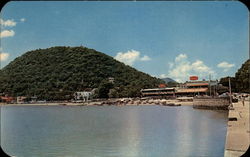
[219,59,249,93]
[0,46,164,100]
[235,59,250,93]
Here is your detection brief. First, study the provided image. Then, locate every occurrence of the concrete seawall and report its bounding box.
[193,97,229,110]
[224,100,249,157]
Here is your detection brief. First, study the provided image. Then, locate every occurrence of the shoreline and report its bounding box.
[0,98,193,106]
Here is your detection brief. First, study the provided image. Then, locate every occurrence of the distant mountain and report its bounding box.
[161,77,177,83]
[0,46,164,100]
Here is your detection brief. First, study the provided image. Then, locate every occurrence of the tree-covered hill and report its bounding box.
[219,59,249,93]
[0,46,164,100]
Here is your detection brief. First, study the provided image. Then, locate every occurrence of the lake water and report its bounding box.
[1,105,228,157]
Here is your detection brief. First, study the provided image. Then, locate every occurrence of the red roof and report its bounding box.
[0,96,14,102]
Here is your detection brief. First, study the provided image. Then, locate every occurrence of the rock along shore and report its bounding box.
[0,97,193,106]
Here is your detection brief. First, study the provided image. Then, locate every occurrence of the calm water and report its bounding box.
[1,105,228,157]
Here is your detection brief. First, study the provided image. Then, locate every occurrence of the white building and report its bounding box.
[17,96,27,104]
[74,90,94,102]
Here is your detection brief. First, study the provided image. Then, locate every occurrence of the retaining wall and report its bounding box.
[193,97,229,110]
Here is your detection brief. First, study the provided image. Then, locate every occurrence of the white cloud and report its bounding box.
[175,53,187,62]
[168,62,174,69]
[140,55,151,61]
[0,52,9,61]
[167,54,215,82]
[217,61,235,72]
[192,60,211,72]
[0,19,16,27]
[20,18,26,22]
[0,30,15,38]
[114,50,151,66]
[115,50,140,65]
[159,74,167,78]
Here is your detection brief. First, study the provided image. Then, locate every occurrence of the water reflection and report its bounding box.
[118,107,141,156]
[1,105,228,157]
[173,107,193,156]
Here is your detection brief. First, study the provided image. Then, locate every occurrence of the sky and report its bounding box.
[0,1,249,82]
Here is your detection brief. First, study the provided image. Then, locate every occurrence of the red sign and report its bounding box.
[190,76,198,80]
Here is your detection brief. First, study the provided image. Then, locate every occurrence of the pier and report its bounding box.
[224,100,249,156]
[193,97,229,110]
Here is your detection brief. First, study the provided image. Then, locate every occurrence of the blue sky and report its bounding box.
[0,1,249,82]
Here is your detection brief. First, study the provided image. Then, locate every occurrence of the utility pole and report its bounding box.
[0,52,1,69]
[229,77,232,106]
[213,82,216,96]
[81,78,84,90]
[209,74,211,96]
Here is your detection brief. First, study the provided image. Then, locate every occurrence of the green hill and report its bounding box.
[0,46,164,100]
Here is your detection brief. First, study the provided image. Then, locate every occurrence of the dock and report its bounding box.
[224,100,249,157]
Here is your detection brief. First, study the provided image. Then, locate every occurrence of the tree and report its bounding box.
[96,80,114,98]
[219,77,236,92]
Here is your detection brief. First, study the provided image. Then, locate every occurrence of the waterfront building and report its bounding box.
[16,96,27,104]
[140,87,175,98]
[141,80,219,97]
[30,96,38,103]
[176,81,209,96]
[74,89,95,102]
